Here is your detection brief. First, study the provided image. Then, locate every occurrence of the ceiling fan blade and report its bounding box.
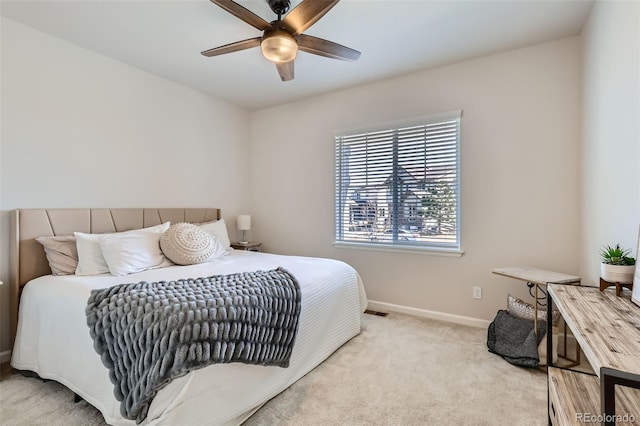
[296,34,361,61]
[276,61,294,81]
[201,37,262,57]
[210,0,272,31]
[282,0,340,35]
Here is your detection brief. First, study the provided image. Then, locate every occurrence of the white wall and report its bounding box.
[250,37,582,323]
[0,18,252,357]
[580,0,640,285]
[2,10,610,358]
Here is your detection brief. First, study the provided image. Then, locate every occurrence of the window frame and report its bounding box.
[333,111,463,256]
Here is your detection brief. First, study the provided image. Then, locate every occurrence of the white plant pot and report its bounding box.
[600,263,636,284]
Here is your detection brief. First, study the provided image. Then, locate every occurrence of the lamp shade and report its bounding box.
[261,30,298,63]
[237,215,251,231]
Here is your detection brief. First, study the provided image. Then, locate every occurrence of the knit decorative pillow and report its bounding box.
[507,293,561,325]
[160,222,217,265]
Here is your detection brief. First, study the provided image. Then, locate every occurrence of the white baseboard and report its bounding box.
[0,350,11,364]
[366,300,491,328]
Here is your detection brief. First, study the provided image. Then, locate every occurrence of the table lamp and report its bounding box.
[237,215,251,244]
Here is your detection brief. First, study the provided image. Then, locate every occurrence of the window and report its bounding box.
[334,111,461,252]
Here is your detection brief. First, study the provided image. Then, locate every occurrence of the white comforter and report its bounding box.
[12,250,367,425]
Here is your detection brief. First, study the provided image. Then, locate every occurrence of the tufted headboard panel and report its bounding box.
[9,208,221,344]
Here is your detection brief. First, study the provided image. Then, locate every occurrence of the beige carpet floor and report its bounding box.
[0,312,547,425]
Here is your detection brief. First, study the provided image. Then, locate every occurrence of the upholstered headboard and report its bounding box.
[9,208,221,344]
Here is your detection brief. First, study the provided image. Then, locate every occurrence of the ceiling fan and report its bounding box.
[201,0,361,82]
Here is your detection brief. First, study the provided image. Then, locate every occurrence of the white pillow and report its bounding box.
[74,222,170,276]
[160,222,226,265]
[101,229,173,276]
[199,219,231,250]
[74,233,110,276]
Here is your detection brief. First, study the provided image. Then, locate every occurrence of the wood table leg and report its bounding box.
[534,283,538,337]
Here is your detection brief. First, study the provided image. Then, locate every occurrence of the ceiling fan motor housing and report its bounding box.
[267,0,290,17]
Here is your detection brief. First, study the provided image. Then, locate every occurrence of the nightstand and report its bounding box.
[231,242,262,252]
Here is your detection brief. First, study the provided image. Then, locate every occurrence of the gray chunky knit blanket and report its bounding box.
[86,267,301,423]
[487,309,546,368]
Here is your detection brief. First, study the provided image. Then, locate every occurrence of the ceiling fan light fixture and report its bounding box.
[261,30,298,63]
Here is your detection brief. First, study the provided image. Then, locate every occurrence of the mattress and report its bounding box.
[11,250,367,425]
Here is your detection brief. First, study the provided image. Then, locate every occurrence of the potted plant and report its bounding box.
[600,244,636,284]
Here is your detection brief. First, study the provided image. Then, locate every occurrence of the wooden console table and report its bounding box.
[492,266,581,335]
[547,284,640,425]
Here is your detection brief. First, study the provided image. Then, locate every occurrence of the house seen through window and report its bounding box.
[334,111,461,251]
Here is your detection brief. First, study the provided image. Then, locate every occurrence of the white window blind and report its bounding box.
[335,111,461,250]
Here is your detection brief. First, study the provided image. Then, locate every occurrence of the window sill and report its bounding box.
[332,241,464,257]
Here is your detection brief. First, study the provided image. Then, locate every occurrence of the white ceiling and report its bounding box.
[1,0,594,111]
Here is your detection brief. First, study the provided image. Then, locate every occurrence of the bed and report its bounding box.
[9,208,367,425]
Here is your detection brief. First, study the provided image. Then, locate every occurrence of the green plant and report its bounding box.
[600,244,636,265]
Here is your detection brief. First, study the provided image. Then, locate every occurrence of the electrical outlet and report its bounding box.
[473,286,482,300]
